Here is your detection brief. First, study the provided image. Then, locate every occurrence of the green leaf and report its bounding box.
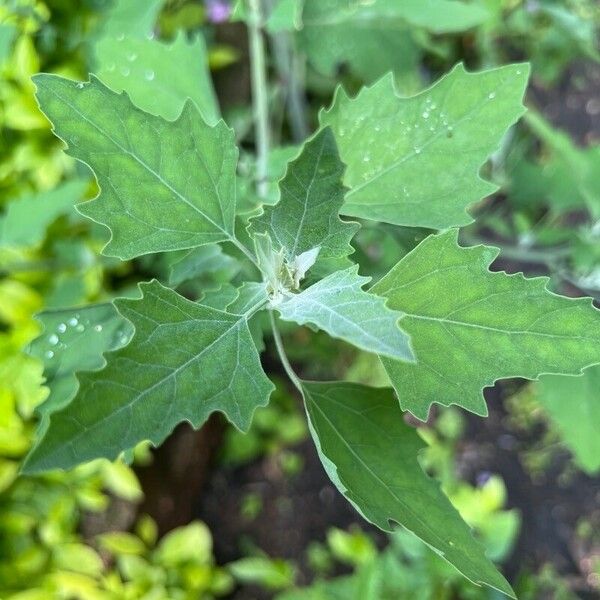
[200,283,240,309]
[228,282,268,315]
[100,0,163,38]
[0,179,88,248]
[320,63,529,229]
[34,74,238,260]
[266,0,304,32]
[22,280,273,473]
[372,229,600,420]
[523,111,600,217]
[300,0,420,83]
[95,32,219,123]
[299,0,488,83]
[29,303,133,418]
[277,266,413,361]
[166,244,240,287]
[381,0,489,32]
[537,367,600,474]
[251,128,358,264]
[155,521,212,566]
[302,381,513,597]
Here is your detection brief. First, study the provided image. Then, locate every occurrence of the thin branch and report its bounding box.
[247,0,270,199]
[266,18,309,143]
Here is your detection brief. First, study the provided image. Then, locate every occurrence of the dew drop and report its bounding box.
[76,324,85,332]
[363,155,371,163]
[422,111,429,119]
[374,125,381,132]
[68,317,78,327]
[516,69,522,75]
[94,324,103,333]
[48,334,59,346]
[106,62,116,72]
[127,52,138,62]
[45,350,54,359]
[120,66,130,76]
[488,92,496,99]
[116,32,125,41]
[414,147,421,155]
[76,82,84,89]
[57,323,67,333]
[144,69,155,81]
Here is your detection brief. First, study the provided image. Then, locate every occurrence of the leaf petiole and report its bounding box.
[269,310,302,392]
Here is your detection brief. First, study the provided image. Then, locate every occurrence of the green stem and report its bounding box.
[247,0,270,199]
[265,6,308,143]
[269,311,302,392]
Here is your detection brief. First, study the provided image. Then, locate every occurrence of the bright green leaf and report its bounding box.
[95,32,219,123]
[537,367,600,474]
[34,74,238,259]
[277,266,413,361]
[302,381,513,597]
[22,280,274,473]
[251,128,358,265]
[0,180,88,248]
[320,63,529,229]
[155,521,212,566]
[372,230,600,420]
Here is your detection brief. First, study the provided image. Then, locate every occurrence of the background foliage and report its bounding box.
[1,0,599,598]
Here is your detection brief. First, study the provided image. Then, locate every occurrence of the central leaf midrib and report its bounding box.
[406,312,597,341]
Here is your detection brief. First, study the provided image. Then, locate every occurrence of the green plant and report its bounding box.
[6,1,600,598]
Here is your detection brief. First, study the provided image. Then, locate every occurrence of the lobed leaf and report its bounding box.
[320,63,529,229]
[372,229,600,420]
[250,128,358,264]
[95,32,219,123]
[33,74,237,260]
[22,280,273,473]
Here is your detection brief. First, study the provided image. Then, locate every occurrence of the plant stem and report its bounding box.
[265,8,308,143]
[247,0,270,199]
[269,311,302,392]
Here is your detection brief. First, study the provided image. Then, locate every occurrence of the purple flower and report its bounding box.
[206,0,231,23]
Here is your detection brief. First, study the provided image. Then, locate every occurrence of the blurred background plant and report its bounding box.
[1,0,599,598]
